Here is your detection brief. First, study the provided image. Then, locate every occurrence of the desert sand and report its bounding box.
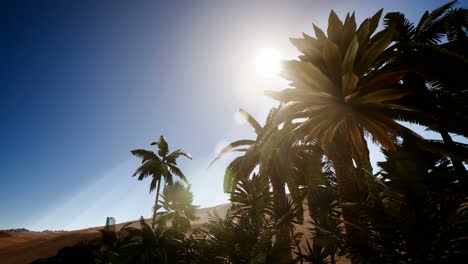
[0,202,349,264]
[0,203,230,264]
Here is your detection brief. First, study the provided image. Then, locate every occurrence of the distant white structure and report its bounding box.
[105,217,116,231]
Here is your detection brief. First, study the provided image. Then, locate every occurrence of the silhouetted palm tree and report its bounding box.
[131,136,192,226]
[265,9,413,250]
[383,1,468,189]
[210,108,301,251]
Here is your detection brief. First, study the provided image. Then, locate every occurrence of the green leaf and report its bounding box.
[340,12,357,51]
[356,19,371,45]
[265,89,337,105]
[280,60,336,94]
[355,28,393,74]
[361,71,407,92]
[289,37,321,59]
[166,149,192,162]
[313,24,327,40]
[151,135,169,157]
[322,39,342,86]
[369,9,383,36]
[341,72,359,95]
[327,10,343,42]
[341,36,359,74]
[355,88,413,104]
[131,149,158,164]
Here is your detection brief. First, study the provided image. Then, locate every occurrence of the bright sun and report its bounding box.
[255,48,282,77]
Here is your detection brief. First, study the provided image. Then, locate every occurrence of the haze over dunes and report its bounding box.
[0,204,230,264]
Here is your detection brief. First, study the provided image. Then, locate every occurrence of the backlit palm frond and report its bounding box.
[166,149,192,163]
[151,135,170,158]
[208,139,256,168]
[223,148,259,193]
[133,159,163,181]
[131,149,159,164]
[239,108,262,135]
[168,164,188,183]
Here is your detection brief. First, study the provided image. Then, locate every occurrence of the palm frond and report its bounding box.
[151,135,170,158]
[130,149,159,164]
[208,139,255,168]
[239,108,262,135]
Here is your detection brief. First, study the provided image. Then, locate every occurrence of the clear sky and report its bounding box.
[1,0,466,231]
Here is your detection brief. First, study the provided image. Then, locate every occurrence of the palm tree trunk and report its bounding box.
[440,129,467,191]
[269,168,291,256]
[328,140,370,258]
[152,179,162,227]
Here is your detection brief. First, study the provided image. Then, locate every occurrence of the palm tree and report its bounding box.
[210,108,298,249]
[155,181,198,233]
[186,176,293,264]
[382,1,468,189]
[131,135,192,227]
[265,10,415,249]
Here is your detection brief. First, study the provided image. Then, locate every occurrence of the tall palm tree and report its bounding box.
[131,135,192,226]
[265,10,415,249]
[156,181,198,233]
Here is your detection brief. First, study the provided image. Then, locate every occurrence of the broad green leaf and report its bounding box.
[369,9,383,36]
[356,19,371,45]
[265,89,337,105]
[327,10,343,42]
[340,12,357,51]
[341,72,360,95]
[313,24,327,40]
[280,60,336,94]
[355,28,393,74]
[355,88,413,104]
[289,37,321,59]
[361,71,407,92]
[322,39,342,86]
[341,36,359,74]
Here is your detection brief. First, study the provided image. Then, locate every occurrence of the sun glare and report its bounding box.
[234,111,246,125]
[255,48,282,77]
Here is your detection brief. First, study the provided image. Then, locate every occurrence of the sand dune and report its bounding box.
[0,203,230,264]
[0,203,348,264]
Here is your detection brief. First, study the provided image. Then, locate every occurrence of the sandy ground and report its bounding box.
[0,202,349,264]
[0,204,230,264]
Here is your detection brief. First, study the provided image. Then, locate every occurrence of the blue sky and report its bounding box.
[1,0,466,230]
